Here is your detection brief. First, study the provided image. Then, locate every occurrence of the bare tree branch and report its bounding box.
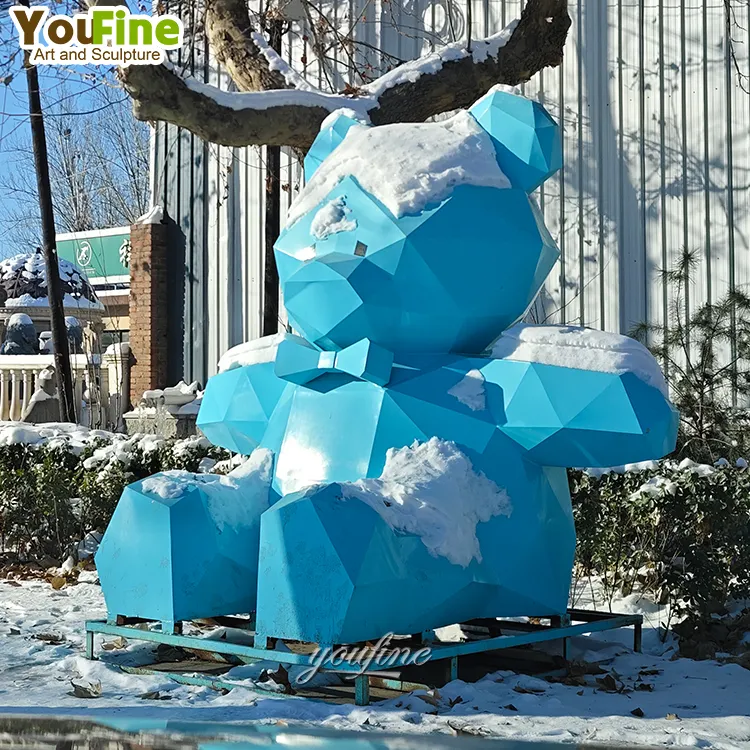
[371,0,570,126]
[120,63,334,147]
[120,0,570,150]
[724,0,749,94]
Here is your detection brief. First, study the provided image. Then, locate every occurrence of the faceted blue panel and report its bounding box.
[469,88,563,192]
[276,178,559,354]
[304,112,366,179]
[198,362,291,454]
[96,467,271,625]
[263,379,396,497]
[256,459,574,645]
[478,359,680,467]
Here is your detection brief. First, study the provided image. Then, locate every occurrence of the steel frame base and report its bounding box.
[84,608,642,706]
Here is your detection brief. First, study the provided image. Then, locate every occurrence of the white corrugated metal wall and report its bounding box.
[154,0,750,387]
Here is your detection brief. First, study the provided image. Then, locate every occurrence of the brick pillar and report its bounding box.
[129,221,169,405]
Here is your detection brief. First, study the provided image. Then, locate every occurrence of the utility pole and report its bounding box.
[20,0,76,422]
[262,18,284,337]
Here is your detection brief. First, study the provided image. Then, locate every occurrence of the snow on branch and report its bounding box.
[120,0,570,150]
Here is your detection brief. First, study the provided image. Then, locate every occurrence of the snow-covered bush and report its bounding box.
[0,424,229,561]
[571,458,750,624]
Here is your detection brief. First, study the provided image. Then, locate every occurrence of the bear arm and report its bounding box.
[480,359,679,468]
[197,361,292,455]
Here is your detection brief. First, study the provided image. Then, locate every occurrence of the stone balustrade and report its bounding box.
[0,347,130,428]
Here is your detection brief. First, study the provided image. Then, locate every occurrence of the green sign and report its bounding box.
[56,227,130,282]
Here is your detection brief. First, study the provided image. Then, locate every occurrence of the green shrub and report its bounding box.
[0,433,229,562]
[571,460,750,623]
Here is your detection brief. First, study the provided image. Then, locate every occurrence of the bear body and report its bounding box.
[199,338,676,643]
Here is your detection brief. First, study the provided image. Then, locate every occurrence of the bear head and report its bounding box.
[275,87,562,355]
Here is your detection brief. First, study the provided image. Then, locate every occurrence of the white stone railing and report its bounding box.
[0,349,130,429]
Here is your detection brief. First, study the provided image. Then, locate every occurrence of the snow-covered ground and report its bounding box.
[0,578,748,748]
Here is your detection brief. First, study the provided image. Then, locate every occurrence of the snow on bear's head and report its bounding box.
[275,87,562,355]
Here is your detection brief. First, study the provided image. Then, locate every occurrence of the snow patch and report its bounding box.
[310,197,357,240]
[141,380,200,407]
[470,21,519,62]
[139,449,274,530]
[491,324,669,397]
[287,110,510,225]
[320,107,371,129]
[0,422,116,455]
[292,246,316,261]
[339,438,511,567]
[172,434,212,456]
[140,474,187,499]
[448,369,486,411]
[585,459,661,478]
[250,31,319,93]
[487,82,523,96]
[361,21,518,97]
[676,457,716,477]
[135,205,163,225]
[0,422,222,476]
[5,293,103,311]
[218,332,302,372]
[82,433,164,469]
[632,475,680,499]
[7,313,33,327]
[0,250,102,310]
[172,61,375,118]
[165,380,193,397]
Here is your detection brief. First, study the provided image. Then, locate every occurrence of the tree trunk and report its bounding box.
[21,16,76,423]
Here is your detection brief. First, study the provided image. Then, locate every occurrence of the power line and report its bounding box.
[0,96,129,118]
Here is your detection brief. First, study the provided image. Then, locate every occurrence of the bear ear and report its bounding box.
[469,86,562,193]
[304,110,369,180]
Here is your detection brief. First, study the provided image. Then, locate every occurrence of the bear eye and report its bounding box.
[354,241,368,257]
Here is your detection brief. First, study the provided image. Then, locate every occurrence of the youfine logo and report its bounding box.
[9,6,184,65]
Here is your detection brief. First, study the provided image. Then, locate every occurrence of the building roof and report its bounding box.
[0,248,104,311]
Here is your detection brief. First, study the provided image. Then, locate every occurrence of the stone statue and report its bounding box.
[21,366,60,423]
[1,313,38,355]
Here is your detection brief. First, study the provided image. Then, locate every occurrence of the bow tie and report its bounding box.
[274,336,393,387]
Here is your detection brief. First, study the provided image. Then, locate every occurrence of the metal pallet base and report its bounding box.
[85,608,642,706]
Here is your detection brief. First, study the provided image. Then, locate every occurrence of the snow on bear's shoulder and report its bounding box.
[139,449,274,530]
[490,324,669,397]
[287,110,510,226]
[217,332,308,373]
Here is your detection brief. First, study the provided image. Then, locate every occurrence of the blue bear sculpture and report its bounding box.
[97,87,678,645]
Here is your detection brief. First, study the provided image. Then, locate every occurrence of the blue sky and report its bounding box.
[0,72,105,257]
[0,3,143,257]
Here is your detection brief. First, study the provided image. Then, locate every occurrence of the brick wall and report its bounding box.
[129,221,169,405]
